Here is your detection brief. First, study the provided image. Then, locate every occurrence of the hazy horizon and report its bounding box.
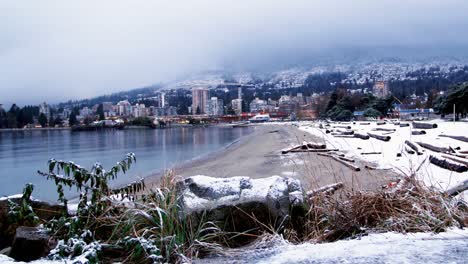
[2,0,468,105]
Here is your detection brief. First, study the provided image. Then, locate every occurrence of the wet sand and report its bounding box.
[144,124,398,192]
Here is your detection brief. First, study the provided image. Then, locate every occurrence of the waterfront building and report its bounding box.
[79,106,92,117]
[192,87,209,114]
[133,103,147,118]
[373,81,390,98]
[231,98,243,115]
[207,97,224,116]
[249,98,268,113]
[117,100,132,116]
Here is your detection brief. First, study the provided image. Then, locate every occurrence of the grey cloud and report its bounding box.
[1,0,468,104]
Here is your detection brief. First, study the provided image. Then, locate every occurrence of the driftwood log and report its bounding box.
[446,179,468,197]
[335,129,354,135]
[318,153,355,163]
[412,122,438,129]
[333,125,351,129]
[354,133,370,140]
[399,123,410,127]
[376,121,386,125]
[441,154,468,166]
[333,135,354,138]
[368,132,391,141]
[417,142,451,153]
[307,142,326,149]
[359,122,370,125]
[405,140,423,155]
[361,151,382,155]
[405,146,415,155]
[429,155,468,173]
[411,130,426,135]
[289,149,339,153]
[307,182,344,197]
[318,153,360,171]
[373,128,396,132]
[439,134,468,143]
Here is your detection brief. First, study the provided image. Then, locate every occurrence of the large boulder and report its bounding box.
[9,226,55,261]
[176,175,305,242]
[0,196,65,250]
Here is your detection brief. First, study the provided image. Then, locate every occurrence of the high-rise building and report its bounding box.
[159,92,166,108]
[133,103,147,118]
[117,100,132,116]
[373,81,389,98]
[207,97,224,116]
[192,87,209,114]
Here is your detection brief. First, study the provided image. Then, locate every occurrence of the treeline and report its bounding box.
[0,104,62,129]
[434,82,468,119]
[323,89,394,121]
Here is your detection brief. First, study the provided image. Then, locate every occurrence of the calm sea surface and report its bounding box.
[0,126,253,201]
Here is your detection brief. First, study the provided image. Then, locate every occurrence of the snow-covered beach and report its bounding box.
[298,120,468,200]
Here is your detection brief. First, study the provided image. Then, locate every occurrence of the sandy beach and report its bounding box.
[145,124,398,192]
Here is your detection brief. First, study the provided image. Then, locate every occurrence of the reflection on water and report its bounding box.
[0,126,253,201]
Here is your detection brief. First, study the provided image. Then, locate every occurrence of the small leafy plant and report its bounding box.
[7,183,39,230]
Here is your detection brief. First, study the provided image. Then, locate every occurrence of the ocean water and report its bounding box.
[0,126,253,201]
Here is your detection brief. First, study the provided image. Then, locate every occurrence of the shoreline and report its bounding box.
[142,124,399,192]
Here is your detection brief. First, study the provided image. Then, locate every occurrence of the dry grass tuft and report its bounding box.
[296,175,467,243]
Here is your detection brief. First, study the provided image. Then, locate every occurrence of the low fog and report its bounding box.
[1,0,468,104]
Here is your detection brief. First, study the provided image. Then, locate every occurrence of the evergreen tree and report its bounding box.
[97,104,105,120]
[38,113,48,127]
[69,110,78,126]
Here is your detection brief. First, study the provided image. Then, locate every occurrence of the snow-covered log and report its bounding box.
[399,123,410,127]
[411,130,426,135]
[376,121,386,125]
[405,146,415,155]
[317,153,360,171]
[368,132,391,141]
[289,148,339,153]
[333,134,354,138]
[412,122,438,129]
[359,122,370,125]
[333,125,352,129]
[373,128,396,132]
[441,154,468,167]
[429,155,468,173]
[439,134,468,143]
[405,140,423,155]
[446,179,468,197]
[417,142,451,153]
[361,151,382,155]
[354,133,370,140]
[307,142,327,149]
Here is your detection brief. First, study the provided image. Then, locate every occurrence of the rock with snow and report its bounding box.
[176,175,304,238]
[9,226,54,262]
[0,196,65,250]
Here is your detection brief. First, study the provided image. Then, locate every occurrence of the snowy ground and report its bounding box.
[298,120,468,200]
[197,228,468,264]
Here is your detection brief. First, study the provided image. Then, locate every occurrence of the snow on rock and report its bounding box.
[299,120,468,200]
[176,175,304,231]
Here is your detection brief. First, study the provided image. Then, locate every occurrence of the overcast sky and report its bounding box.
[1,0,468,105]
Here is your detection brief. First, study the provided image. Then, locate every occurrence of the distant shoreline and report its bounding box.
[0,127,71,132]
